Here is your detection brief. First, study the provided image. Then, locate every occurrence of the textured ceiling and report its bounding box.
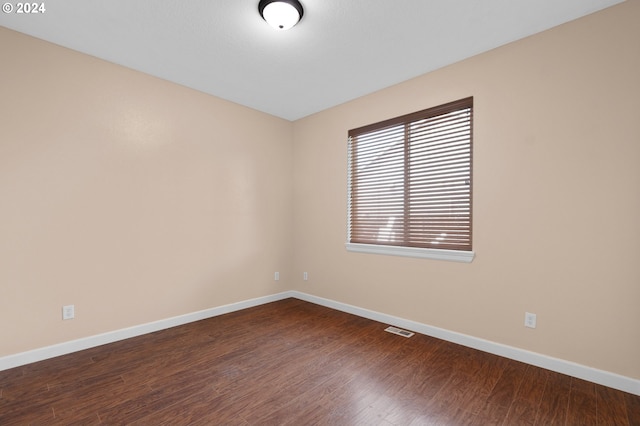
[0,0,624,121]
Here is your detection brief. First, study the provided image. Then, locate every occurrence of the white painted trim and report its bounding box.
[345,242,474,263]
[289,291,640,396]
[2,290,638,396]
[0,292,294,372]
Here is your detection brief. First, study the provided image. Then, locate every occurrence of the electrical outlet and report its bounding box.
[62,305,75,320]
[524,312,536,329]
[303,272,308,281]
[274,271,280,281]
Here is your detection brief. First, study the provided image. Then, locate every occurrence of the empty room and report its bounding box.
[1,0,639,424]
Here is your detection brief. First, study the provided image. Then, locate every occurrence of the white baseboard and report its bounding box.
[289,291,640,397]
[0,292,293,372]
[2,290,638,396]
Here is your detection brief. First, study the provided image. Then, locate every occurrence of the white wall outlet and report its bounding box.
[62,305,75,320]
[524,312,536,329]
[274,271,279,281]
[303,272,308,281]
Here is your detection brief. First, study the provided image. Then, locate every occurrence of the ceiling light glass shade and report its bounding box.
[259,0,304,30]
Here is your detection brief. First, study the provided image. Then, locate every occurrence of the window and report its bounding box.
[346,97,474,262]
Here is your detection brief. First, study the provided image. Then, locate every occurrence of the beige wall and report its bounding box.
[1,1,638,382]
[0,27,293,356]
[292,1,639,380]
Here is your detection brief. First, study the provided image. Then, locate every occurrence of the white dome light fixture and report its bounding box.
[258,0,304,31]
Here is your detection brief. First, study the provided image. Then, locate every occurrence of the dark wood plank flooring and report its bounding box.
[1,298,639,425]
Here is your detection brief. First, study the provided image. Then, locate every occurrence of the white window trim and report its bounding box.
[345,242,474,263]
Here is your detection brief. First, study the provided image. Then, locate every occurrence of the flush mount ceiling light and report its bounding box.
[258,0,304,30]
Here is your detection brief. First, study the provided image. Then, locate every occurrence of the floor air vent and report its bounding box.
[384,326,414,338]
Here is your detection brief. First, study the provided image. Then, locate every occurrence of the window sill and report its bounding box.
[345,243,475,263]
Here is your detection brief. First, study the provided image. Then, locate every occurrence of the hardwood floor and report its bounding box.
[1,298,639,425]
